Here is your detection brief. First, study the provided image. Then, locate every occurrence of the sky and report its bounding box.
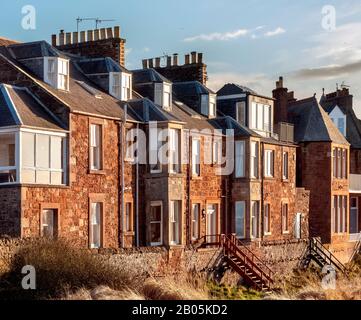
[2,0,361,115]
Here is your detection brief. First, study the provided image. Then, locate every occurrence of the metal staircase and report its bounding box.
[299,237,347,274]
[198,234,274,292]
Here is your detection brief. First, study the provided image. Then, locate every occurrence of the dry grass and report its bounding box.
[269,256,361,300]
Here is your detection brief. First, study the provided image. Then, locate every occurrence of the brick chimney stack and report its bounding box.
[321,86,353,112]
[51,26,126,67]
[142,51,208,84]
[273,76,296,124]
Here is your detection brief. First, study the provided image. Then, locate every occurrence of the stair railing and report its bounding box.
[311,237,347,273]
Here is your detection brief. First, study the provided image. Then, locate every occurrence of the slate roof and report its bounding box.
[217,83,257,96]
[288,97,349,145]
[125,98,182,123]
[0,84,65,130]
[173,81,215,96]
[320,96,361,149]
[76,57,129,74]
[209,116,260,137]
[0,45,136,121]
[7,41,67,60]
[132,68,170,84]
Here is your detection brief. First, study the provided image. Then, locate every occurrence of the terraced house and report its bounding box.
[0,25,312,254]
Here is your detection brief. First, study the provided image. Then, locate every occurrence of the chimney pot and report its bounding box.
[191,51,197,64]
[148,58,154,68]
[114,26,120,38]
[65,32,72,45]
[106,27,113,39]
[155,57,161,68]
[51,34,57,46]
[185,54,190,65]
[167,56,172,67]
[197,53,203,64]
[94,29,100,41]
[72,32,79,44]
[100,28,106,40]
[142,59,149,69]
[87,30,94,42]
[80,31,86,42]
[173,53,178,66]
[59,32,65,46]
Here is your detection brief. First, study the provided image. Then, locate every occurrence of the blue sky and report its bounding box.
[2,0,361,114]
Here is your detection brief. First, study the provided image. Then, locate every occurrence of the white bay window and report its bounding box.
[44,57,69,91]
[109,72,132,101]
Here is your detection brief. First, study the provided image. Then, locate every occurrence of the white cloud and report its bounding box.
[184,29,249,42]
[305,23,361,64]
[264,27,286,37]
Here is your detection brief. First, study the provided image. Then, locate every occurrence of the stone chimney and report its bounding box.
[51,26,126,67]
[143,51,208,84]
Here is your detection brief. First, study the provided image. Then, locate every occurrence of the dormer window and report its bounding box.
[44,57,69,91]
[201,94,217,118]
[155,82,172,110]
[330,106,346,136]
[109,72,132,101]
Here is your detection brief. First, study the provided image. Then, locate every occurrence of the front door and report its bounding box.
[206,204,218,243]
[350,197,359,235]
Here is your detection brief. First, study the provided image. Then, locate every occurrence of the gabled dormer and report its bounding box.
[76,57,132,101]
[172,81,216,118]
[7,41,70,91]
[132,69,172,111]
[329,105,346,136]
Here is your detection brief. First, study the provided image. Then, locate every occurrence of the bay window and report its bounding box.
[333,147,347,179]
[0,132,16,184]
[0,129,67,186]
[169,128,181,174]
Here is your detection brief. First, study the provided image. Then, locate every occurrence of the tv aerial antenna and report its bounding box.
[76,17,116,32]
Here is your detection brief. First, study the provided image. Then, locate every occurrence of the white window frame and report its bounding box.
[109,72,132,101]
[41,209,58,238]
[264,149,274,178]
[250,141,259,179]
[150,201,163,246]
[236,101,246,126]
[20,128,67,186]
[209,94,216,118]
[235,201,246,239]
[149,128,163,174]
[155,82,172,110]
[191,203,200,241]
[44,57,69,91]
[169,128,181,174]
[170,200,181,245]
[282,151,289,180]
[90,202,103,249]
[251,200,260,239]
[192,137,201,176]
[0,130,17,185]
[90,124,102,171]
[235,140,245,178]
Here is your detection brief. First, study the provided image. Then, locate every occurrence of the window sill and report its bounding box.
[264,232,272,236]
[282,231,290,235]
[191,176,202,180]
[0,183,70,189]
[89,169,106,175]
[123,231,135,236]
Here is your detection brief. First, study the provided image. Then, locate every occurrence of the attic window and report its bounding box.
[155,83,172,111]
[201,94,217,118]
[44,57,69,91]
[109,72,132,101]
[75,81,102,99]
